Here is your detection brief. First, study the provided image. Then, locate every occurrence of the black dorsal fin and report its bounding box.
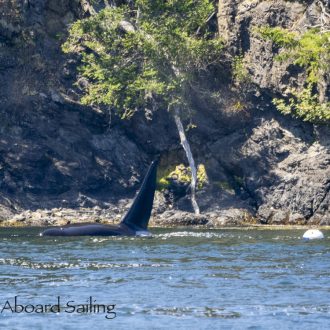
[120,159,158,230]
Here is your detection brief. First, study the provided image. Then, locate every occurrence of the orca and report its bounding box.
[41,159,158,237]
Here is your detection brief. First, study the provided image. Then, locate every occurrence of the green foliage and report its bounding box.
[273,83,330,122]
[196,164,207,189]
[232,101,246,112]
[258,27,330,123]
[62,1,223,119]
[257,27,298,49]
[157,164,208,190]
[232,55,250,85]
[259,27,330,84]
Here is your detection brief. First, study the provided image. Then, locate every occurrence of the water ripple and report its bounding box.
[0,228,329,329]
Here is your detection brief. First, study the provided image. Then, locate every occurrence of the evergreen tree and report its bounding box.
[63,0,223,214]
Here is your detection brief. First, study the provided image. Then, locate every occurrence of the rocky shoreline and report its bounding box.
[0,206,253,228]
[2,205,328,228]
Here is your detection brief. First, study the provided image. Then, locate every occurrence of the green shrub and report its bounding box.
[258,27,330,123]
[62,1,223,119]
[232,55,251,85]
[157,164,208,190]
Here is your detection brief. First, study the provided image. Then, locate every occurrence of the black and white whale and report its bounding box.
[41,159,158,237]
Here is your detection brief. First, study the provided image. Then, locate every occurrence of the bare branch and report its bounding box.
[195,11,216,35]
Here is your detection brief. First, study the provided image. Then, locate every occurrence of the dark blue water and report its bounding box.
[0,228,329,329]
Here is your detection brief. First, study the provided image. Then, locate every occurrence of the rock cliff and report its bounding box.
[0,0,329,226]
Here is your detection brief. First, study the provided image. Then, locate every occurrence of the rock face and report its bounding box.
[0,0,329,226]
[215,0,330,224]
[218,0,322,93]
[0,0,177,215]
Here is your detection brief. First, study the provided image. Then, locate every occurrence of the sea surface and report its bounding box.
[0,228,329,329]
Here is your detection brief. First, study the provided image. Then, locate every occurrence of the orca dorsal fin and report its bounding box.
[120,159,158,230]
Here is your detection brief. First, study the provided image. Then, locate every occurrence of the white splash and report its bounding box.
[135,230,153,237]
